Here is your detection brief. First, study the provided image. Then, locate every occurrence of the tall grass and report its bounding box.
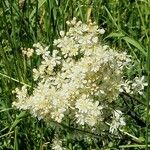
[0,0,149,149]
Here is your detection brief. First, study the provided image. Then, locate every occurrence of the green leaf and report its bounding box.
[106,32,147,57]
[9,111,26,131]
[105,32,124,38]
[29,0,47,20]
[138,137,145,142]
[122,36,146,56]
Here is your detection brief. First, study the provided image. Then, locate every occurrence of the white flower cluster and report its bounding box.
[120,76,147,95]
[13,18,131,131]
[52,138,63,150]
[109,110,126,134]
[21,47,34,58]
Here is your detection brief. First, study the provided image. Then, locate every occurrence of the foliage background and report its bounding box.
[0,0,149,149]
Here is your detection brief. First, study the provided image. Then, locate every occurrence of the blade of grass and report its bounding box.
[14,127,18,150]
[29,0,46,20]
[119,144,150,148]
[0,131,14,138]
[146,34,150,150]
[103,6,120,31]
[9,111,27,132]
[106,32,147,57]
[0,72,31,87]
[122,36,147,56]
[135,1,149,42]
[0,108,13,113]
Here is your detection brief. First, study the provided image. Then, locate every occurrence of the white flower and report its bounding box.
[52,138,63,150]
[119,80,132,93]
[75,95,102,126]
[13,18,132,131]
[132,76,147,95]
[120,76,147,95]
[109,110,125,134]
[81,24,88,32]
[92,37,98,43]
[71,17,77,25]
[99,28,105,34]
[60,31,65,37]
[22,47,34,58]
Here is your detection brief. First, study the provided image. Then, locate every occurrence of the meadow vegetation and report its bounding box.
[0,0,150,149]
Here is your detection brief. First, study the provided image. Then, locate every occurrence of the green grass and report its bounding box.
[0,0,150,149]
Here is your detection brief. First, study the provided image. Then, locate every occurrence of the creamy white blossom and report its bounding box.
[52,138,63,150]
[132,76,148,95]
[12,18,136,134]
[120,76,147,95]
[75,94,103,126]
[22,47,34,58]
[109,110,126,134]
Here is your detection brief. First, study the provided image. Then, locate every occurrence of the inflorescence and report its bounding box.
[12,17,147,134]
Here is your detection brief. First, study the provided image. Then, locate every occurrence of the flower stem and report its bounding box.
[86,0,92,22]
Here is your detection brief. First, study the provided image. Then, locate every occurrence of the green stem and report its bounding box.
[0,72,31,87]
[119,144,150,148]
[0,131,14,138]
[86,0,92,22]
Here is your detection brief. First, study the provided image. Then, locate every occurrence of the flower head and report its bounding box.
[13,18,133,133]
